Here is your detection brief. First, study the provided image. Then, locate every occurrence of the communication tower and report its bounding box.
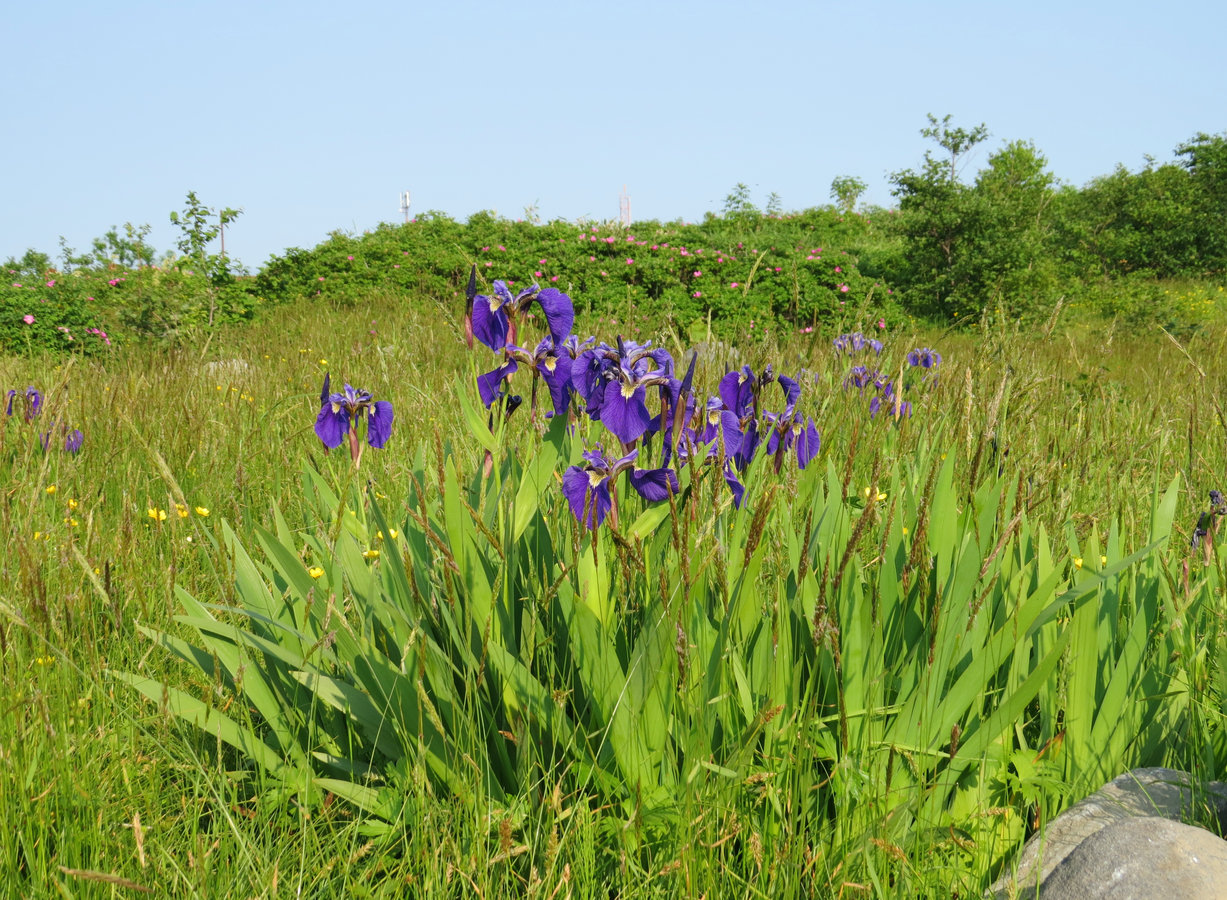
[400,191,412,223]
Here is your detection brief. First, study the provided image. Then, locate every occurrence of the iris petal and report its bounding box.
[540,353,573,417]
[601,381,651,445]
[367,400,394,448]
[562,466,610,528]
[314,403,349,449]
[628,467,679,502]
[778,375,800,416]
[534,288,575,345]
[724,465,746,509]
[471,296,509,351]
[477,360,518,408]
[795,419,821,469]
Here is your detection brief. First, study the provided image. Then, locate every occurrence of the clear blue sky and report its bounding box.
[3,0,1223,270]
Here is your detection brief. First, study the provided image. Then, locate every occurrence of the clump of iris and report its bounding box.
[314,373,393,464]
[40,424,84,454]
[832,333,883,356]
[465,273,826,529]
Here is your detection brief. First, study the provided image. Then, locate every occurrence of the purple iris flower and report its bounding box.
[561,446,679,529]
[843,366,879,390]
[718,364,776,422]
[504,336,574,417]
[689,396,743,461]
[601,340,675,445]
[907,348,942,369]
[471,280,575,352]
[868,379,912,420]
[38,422,84,453]
[571,339,673,445]
[314,373,394,453]
[766,411,821,470]
[5,386,42,422]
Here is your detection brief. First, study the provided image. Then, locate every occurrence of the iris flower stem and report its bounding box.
[610,477,620,530]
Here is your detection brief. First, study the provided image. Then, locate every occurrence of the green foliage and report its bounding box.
[1055,161,1206,279]
[1176,130,1227,272]
[252,210,902,340]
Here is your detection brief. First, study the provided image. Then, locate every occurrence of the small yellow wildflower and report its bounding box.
[65,517,79,527]
[194,506,210,517]
[175,504,190,519]
[46,484,57,495]
[308,566,325,579]
[362,549,380,560]
[148,508,167,522]
[1100,555,1107,566]
[319,359,328,365]
[67,498,78,510]
[1073,557,1084,569]
[33,531,42,540]
[388,528,398,539]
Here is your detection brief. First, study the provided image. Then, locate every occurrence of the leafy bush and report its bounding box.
[0,271,109,354]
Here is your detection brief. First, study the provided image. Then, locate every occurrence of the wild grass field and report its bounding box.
[4,285,1227,899]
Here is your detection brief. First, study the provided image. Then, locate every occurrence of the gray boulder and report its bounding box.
[992,767,1227,898]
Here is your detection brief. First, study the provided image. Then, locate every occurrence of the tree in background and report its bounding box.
[1176,131,1227,274]
[890,116,1062,321]
[830,175,867,214]
[1056,160,1201,279]
[889,115,989,319]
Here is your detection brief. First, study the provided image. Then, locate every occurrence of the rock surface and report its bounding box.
[1031,817,1227,899]
[991,767,1227,898]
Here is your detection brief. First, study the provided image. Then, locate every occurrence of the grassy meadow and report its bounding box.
[4,286,1227,898]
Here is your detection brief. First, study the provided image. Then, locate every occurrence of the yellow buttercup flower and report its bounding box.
[67,498,78,510]
[46,484,57,495]
[308,566,325,579]
[194,506,210,517]
[362,549,380,560]
[148,508,167,522]
[1073,557,1084,569]
[175,504,190,519]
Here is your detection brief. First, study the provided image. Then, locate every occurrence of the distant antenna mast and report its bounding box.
[619,184,631,227]
[400,190,412,224]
